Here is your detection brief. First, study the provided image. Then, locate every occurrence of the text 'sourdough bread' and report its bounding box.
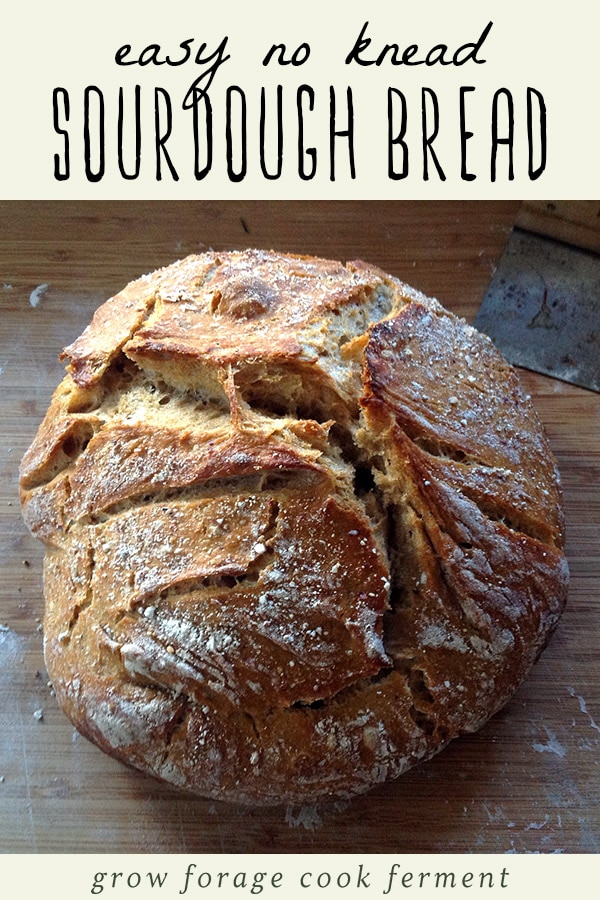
[20,250,568,805]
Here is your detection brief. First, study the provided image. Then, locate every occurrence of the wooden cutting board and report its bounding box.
[1,201,598,854]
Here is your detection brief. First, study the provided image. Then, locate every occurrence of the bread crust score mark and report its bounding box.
[19,250,568,805]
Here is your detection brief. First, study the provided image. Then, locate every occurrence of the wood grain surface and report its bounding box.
[517,201,600,254]
[1,200,598,854]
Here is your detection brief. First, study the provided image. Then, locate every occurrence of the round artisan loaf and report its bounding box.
[20,250,568,805]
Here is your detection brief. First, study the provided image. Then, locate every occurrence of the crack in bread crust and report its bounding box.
[20,250,568,805]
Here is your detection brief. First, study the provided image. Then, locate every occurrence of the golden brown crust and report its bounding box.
[20,250,568,805]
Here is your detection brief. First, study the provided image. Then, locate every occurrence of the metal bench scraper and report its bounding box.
[474,226,600,393]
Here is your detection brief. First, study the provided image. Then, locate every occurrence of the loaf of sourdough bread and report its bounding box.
[20,250,568,804]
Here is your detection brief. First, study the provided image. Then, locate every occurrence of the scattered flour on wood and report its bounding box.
[29,284,49,307]
[568,686,600,735]
[532,725,567,758]
[284,804,323,830]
